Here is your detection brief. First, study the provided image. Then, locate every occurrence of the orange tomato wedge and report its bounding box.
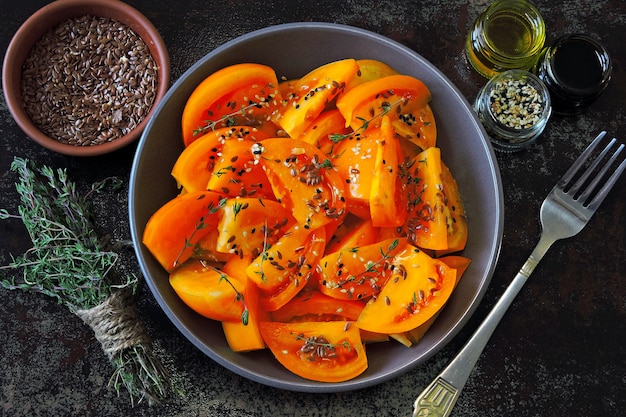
[369,115,408,227]
[332,133,378,208]
[318,238,409,301]
[259,321,368,382]
[181,63,282,146]
[437,161,469,255]
[277,58,359,138]
[336,74,431,131]
[356,244,456,334]
[221,255,267,352]
[402,146,448,250]
[143,190,225,271]
[246,225,326,311]
[171,126,270,193]
[254,138,347,230]
[169,259,247,322]
[206,138,275,199]
[215,197,295,257]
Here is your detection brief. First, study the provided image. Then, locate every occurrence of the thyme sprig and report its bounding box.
[199,260,249,325]
[192,98,271,137]
[346,238,399,280]
[329,97,407,144]
[172,197,226,268]
[0,158,173,407]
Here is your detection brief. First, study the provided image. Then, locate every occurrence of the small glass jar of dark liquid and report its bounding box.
[534,34,612,115]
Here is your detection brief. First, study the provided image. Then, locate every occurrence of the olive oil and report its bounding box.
[466,0,545,78]
[485,13,534,55]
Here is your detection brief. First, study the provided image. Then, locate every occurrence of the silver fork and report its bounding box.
[412,131,626,417]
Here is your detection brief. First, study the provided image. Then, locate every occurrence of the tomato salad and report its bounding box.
[142,59,469,383]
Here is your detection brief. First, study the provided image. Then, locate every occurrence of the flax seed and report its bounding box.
[21,15,158,146]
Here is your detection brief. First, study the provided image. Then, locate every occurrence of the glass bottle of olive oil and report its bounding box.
[466,0,546,78]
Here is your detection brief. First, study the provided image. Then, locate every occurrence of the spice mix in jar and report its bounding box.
[474,69,552,152]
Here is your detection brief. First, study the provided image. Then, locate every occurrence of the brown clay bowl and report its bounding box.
[2,0,170,156]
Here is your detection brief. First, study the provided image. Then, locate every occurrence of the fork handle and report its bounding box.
[412,234,555,417]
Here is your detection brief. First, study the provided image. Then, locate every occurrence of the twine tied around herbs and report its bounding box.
[75,288,149,360]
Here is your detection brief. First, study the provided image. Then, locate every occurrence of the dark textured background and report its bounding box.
[1,1,625,416]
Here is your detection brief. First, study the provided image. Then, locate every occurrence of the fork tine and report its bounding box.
[558,131,606,191]
[568,137,617,196]
[585,150,626,211]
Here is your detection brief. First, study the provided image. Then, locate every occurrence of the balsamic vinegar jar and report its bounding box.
[534,34,612,115]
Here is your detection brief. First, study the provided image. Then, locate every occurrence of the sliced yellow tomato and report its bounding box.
[181,63,282,146]
[254,138,347,230]
[276,58,359,138]
[206,138,275,199]
[318,238,409,301]
[332,133,378,208]
[390,255,470,347]
[325,213,379,254]
[436,161,469,255]
[259,321,368,382]
[336,74,431,132]
[356,245,456,334]
[297,109,351,155]
[247,226,326,311]
[369,115,408,227]
[345,59,400,90]
[171,126,270,193]
[402,147,448,251]
[215,197,296,257]
[169,259,247,322]
[143,190,225,271]
[391,103,437,151]
[222,255,267,352]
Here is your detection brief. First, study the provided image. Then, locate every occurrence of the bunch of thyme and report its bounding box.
[0,157,171,406]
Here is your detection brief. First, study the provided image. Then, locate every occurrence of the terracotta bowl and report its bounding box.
[2,0,170,156]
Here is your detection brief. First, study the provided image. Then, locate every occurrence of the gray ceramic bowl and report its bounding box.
[129,22,503,393]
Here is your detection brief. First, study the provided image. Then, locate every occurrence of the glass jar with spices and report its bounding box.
[474,69,552,152]
[534,34,612,116]
[466,0,546,78]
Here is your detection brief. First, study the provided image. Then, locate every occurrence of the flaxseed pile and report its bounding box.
[21,15,158,146]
